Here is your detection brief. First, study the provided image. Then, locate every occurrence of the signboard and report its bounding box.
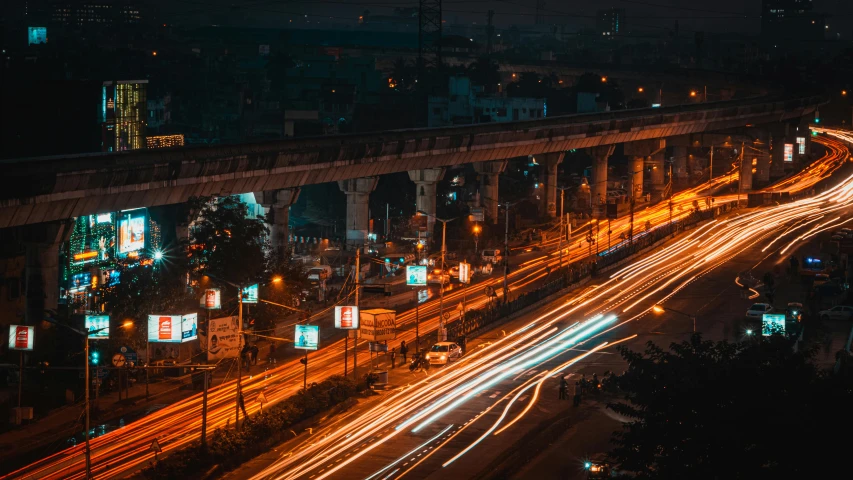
[762,314,786,336]
[70,272,92,291]
[117,209,146,254]
[147,314,198,343]
[459,262,471,284]
[8,325,34,351]
[112,353,126,367]
[200,288,221,310]
[783,143,793,163]
[359,309,397,342]
[369,342,388,352]
[796,137,806,155]
[85,315,110,339]
[294,324,319,350]
[207,316,240,361]
[27,27,47,45]
[242,284,259,304]
[335,306,359,329]
[470,208,485,222]
[406,265,427,286]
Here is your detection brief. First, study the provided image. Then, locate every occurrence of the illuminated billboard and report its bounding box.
[406,265,427,286]
[148,314,198,343]
[294,324,319,350]
[796,137,806,155]
[118,209,147,254]
[783,144,793,163]
[200,288,221,309]
[27,27,47,45]
[459,262,471,284]
[9,325,35,351]
[335,306,359,329]
[762,314,786,336]
[70,272,92,292]
[207,316,240,361]
[242,284,258,304]
[85,315,110,339]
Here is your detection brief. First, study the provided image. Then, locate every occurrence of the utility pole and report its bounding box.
[84,337,91,479]
[738,141,744,206]
[669,163,675,236]
[708,145,714,215]
[503,203,510,303]
[235,287,243,428]
[629,172,636,246]
[18,351,23,408]
[354,247,360,379]
[201,369,209,452]
[557,186,571,276]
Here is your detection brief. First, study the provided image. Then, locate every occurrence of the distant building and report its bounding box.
[761,0,825,43]
[597,8,624,37]
[146,134,184,149]
[428,76,546,128]
[50,0,142,27]
[101,80,147,152]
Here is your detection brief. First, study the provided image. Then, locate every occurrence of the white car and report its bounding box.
[427,269,450,285]
[819,305,853,321]
[745,303,773,319]
[426,342,463,365]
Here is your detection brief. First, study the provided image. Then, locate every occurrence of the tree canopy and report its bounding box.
[608,334,853,479]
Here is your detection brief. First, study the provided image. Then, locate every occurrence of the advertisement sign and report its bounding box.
[118,209,146,254]
[335,306,360,329]
[70,272,92,291]
[200,288,221,309]
[470,208,485,222]
[27,27,47,45]
[783,143,794,163]
[148,314,198,343]
[242,284,259,304]
[406,265,427,286]
[762,314,786,336]
[207,316,240,361]
[459,262,471,284]
[359,308,397,341]
[8,325,35,351]
[294,324,319,350]
[85,315,110,339]
[796,137,806,155]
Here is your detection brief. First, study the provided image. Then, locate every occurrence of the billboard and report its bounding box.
[796,137,806,155]
[783,143,793,163]
[242,284,258,304]
[294,324,319,350]
[9,325,35,351]
[406,265,427,286]
[207,316,240,361]
[27,27,47,45]
[70,272,92,292]
[335,306,359,329]
[200,288,221,309]
[360,309,397,341]
[85,315,110,339]
[118,209,146,254]
[470,208,484,222]
[148,314,198,343]
[762,314,786,336]
[459,262,471,284]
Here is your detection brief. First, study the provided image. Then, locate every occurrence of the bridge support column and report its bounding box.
[24,222,70,325]
[770,125,791,179]
[540,152,565,218]
[474,160,508,224]
[754,150,771,186]
[631,156,645,200]
[624,140,665,201]
[671,146,689,184]
[587,145,615,217]
[739,152,753,193]
[338,177,378,248]
[408,168,445,236]
[260,188,301,258]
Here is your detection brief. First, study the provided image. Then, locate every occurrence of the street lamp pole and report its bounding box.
[417,211,455,340]
[84,336,91,479]
[557,186,571,277]
[652,304,696,333]
[236,287,243,428]
[504,203,510,303]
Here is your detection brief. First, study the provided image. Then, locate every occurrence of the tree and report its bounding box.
[188,196,269,287]
[250,256,310,331]
[607,334,853,479]
[468,56,500,94]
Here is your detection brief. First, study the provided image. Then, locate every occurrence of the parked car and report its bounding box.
[426,342,463,365]
[307,265,332,282]
[786,302,803,323]
[745,303,774,319]
[818,305,853,321]
[449,265,460,279]
[427,269,450,285]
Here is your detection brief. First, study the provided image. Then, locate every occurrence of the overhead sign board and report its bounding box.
[207,316,240,361]
[148,314,198,343]
[294,324,319,350]
[459,262,471,284]
[360,309,397,342]
[242,284,259,304]
[9,325,35,351]
[85,315,110,339]
[470,208,484,222]
[117,209,147,254]
[335,306,359,329]
[762,313,786,336]
[200,288,221,309]
[783,143,794,163]
[796,137,806,155]
[406,265,427,286]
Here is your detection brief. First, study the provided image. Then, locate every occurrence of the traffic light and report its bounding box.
[90,351,100,365]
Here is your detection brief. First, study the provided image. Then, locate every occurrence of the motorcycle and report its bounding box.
[409,352,430,372]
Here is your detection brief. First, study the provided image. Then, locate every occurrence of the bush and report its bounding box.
[144,375,358,479]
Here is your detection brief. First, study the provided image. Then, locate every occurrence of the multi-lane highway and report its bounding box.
[3,130,847,480]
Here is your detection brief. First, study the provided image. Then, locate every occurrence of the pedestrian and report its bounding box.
[573,380,582,406]
[580,374,587,394]
[390,348,397,369]
[559,377,568,400]
[250,344,259,365]
[400,340,408,364]
[241,344,250,368]
[592,373,600,393]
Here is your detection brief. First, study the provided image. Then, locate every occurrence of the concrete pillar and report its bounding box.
[338,177,378,248]
[624,139,665,201]
[754,151,771,185]
[587,145,615,217]
[23,222,70,325]
[259,188,301,257]
[408,168,445,235]
[739,152,753,193]
[631,156,645,200]
[648,152,665,187]
[539,152,565,218]
[770,135,788,179]
[671,146,689,181]
[474,160,508,224]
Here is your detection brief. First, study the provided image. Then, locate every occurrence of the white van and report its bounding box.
[481,249,503,265]
[307,265,332,282]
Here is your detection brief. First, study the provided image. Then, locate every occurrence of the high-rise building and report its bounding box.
[761,0,825,43]
[101,80,147,152]
[597,8,624,37]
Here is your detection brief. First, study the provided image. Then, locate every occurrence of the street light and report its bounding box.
[417,210,455,341]
[557,186,572,278]
[651,304,696,333]
[472,224,481,255]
